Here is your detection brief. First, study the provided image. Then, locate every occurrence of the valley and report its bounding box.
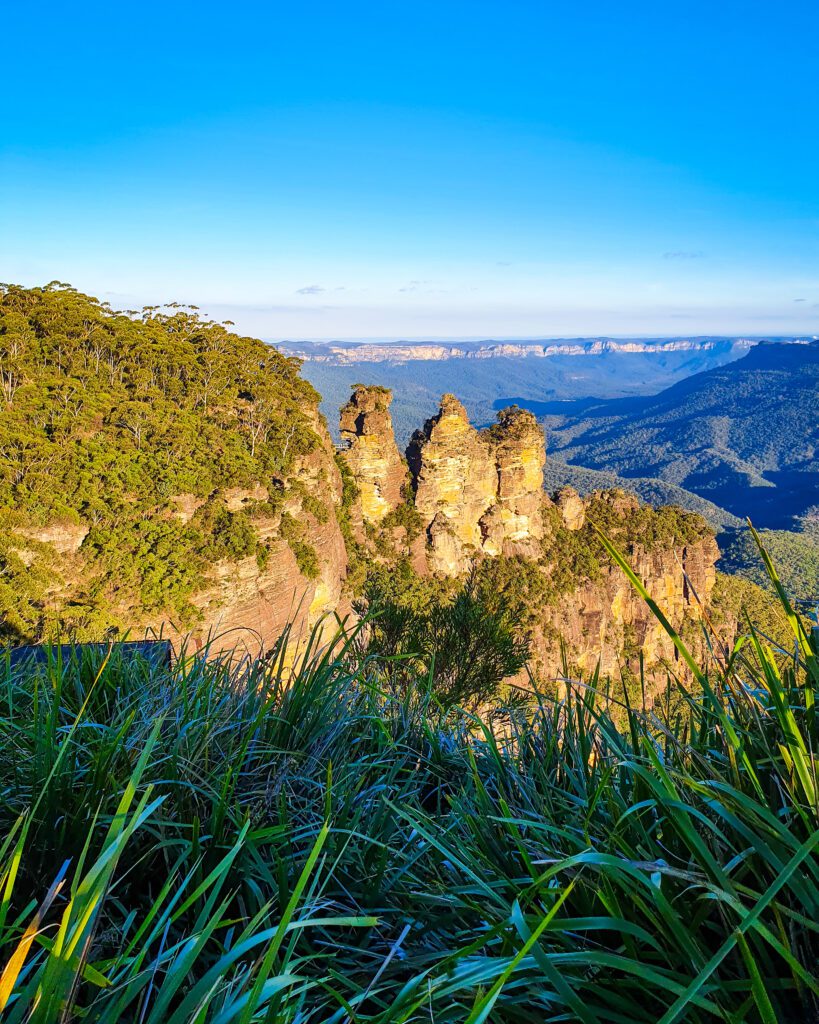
[292,335,819,600]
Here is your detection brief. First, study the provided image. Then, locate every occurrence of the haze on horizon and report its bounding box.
[2,0,818,340]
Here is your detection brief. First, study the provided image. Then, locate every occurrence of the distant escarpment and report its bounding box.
[339,385,718,682]
[281,337,751,365]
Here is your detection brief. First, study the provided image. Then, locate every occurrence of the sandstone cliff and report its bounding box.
[187,416,348,657]
[339,385,406,524]
[341,386,719,687]
[9,409,347,659]
[404,396,546,574]
[532,489,718,685]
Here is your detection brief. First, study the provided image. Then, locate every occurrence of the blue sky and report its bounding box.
[2,1,818,339]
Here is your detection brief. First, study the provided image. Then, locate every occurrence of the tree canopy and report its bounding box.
[0,282,324,641]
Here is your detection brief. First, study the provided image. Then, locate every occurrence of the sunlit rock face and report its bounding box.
[407,394,498,574]
[337,385,721,690]
[554,486,587,531]
[404,397,546,574]
[187,414,348,659]
[339,385,406,524]
[530,528,720,689]
[481,407,545,558]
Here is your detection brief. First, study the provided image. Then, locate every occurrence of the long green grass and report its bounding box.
[0,538,817,1022]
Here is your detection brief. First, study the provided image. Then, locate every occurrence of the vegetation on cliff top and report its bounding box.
[0,537,816,1022]
[0,282,325,641]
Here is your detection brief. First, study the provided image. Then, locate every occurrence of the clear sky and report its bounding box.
[2,0,818,339]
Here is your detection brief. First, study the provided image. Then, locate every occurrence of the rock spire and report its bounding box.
[339,385,406,523]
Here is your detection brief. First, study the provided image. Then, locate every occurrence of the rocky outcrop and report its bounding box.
[15,522,89,555]
[339,386,406,524]
[528,488,719,688]
[189,508,347,658]
[536,532,719,689]
[11,365,720,684]
[555,487,586,530]
[405,396,545,574]
[481,408,545,558]
[339,388,720,686]
[407,395,498,574]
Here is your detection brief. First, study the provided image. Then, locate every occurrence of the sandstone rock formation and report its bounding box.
[481,407,545,558]
[337,388,721,689]
[12,369,721,688]
[532,530,719,690]
[15,522,90,555]
[406,396,546,574]
[339,386,406,524]
[554,486,586,530]
[154,419,349,658]
[407,395,498,574]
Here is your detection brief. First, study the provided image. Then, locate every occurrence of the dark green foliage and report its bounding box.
[719,522,819,603]
[0,545,816,1022]
[363,567,528,708]
[380,493,424,541]
[279,511,320,579]
[197,501,258,562]
[0,282,324,638]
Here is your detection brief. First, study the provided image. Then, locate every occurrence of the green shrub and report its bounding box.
[280,511,320,579]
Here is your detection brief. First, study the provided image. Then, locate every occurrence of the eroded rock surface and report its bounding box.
[481,407,545,558]
[407,395,498,573]
[405,397,546,573]
[339,386,406,523]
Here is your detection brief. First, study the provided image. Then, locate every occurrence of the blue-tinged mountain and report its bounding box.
[283,337,752,445]
[526,340,819,530]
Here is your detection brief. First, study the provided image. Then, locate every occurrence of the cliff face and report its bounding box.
[532,489,718,684]
[404,396,545,574]
[188,419,348,657]
[341,387,719,684]
[339,386,406,524]
[9,410,347,659]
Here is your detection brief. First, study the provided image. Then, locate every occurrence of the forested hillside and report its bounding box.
[542,456,742,531]
[719,512,819,603]
[0,282,337,642]
[538,340,819,529]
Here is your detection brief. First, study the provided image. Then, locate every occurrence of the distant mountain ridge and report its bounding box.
[292,339,763,448]
[281,336,757,364]
[535,340,819,530]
